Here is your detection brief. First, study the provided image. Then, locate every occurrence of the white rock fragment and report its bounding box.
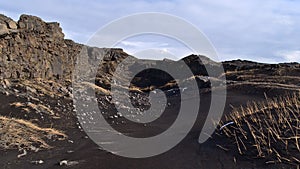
[220,121,234,131]
[59,160,79,166]
[17,149,27,158]
[31,160,44,165]
[30,145,40,152]
[59,160,68,166]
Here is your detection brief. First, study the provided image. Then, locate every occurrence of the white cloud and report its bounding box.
[116,40,192,60]
[1,0,300,63]
[119,41,167,48]
[276,50,300,63]
[131,48,179,60]
[273,15,294,26]
[219,51,282,63]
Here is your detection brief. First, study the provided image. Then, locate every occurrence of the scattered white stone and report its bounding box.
[59,160,79,166]
[220,121,234,131]
[59,160,68,166]
[30,145,40,152]
[3,79,11,88]
[31,160,44,165]
[17,149,27,158]
[13,89,19,93]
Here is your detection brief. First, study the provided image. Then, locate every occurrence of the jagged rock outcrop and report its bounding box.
[0,13,299,96]
[0,14,126,84]
[0,14,80,81]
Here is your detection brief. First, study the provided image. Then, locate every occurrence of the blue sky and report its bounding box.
[1,0,300,63]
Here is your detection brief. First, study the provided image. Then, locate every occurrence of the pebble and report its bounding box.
[17,149,27,158]
[31,160,44,165]
[59,160,79,166]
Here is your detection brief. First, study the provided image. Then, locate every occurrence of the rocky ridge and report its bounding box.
[0,13,300,168]
[1,13,299,96]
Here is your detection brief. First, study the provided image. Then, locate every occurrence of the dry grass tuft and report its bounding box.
[10,102,59,118]
[80,81,111,95]
[220,92,300,164]
[0,116,67,150]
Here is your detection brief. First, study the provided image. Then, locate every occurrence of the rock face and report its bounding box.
[0,13,299,94]
[0,14,127,85]
[0,14,77,81]
[0,13,215,91]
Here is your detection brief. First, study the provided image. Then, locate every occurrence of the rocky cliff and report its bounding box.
[0,13,299,96]
[0,14,77,80]
[0,14,129,86]
[0,13,216,95]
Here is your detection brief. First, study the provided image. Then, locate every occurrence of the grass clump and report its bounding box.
[0,116,66,150]
[220,92,300,164]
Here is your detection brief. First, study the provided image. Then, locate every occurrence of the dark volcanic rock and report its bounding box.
[0,14,129,86]
[0,13,299,95]
[0,14,79,81]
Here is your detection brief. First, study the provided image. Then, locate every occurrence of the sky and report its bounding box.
[1,0,300,63]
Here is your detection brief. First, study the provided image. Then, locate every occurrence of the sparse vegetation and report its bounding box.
[10,102,59,118]
[220,92,300,164]
[0,116,66,150]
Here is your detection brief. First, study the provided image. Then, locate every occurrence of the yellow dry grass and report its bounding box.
[220,92,300,164]
[10,102,25,108]
[0,116,66,150]
[10,102,57,117]
[80,81,111,95]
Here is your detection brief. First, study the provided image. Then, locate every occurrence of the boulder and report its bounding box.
[0,23,9,36]
[7,20,17,29]
[18,14,45,32]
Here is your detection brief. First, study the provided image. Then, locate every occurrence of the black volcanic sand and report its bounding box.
[0,87,296,169]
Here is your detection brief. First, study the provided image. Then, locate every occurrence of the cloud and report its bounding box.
[119,41,167,48]
[276,50,300,63]
[116,40,192,60]
[219,52,282,63]
[0,0,300,63]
